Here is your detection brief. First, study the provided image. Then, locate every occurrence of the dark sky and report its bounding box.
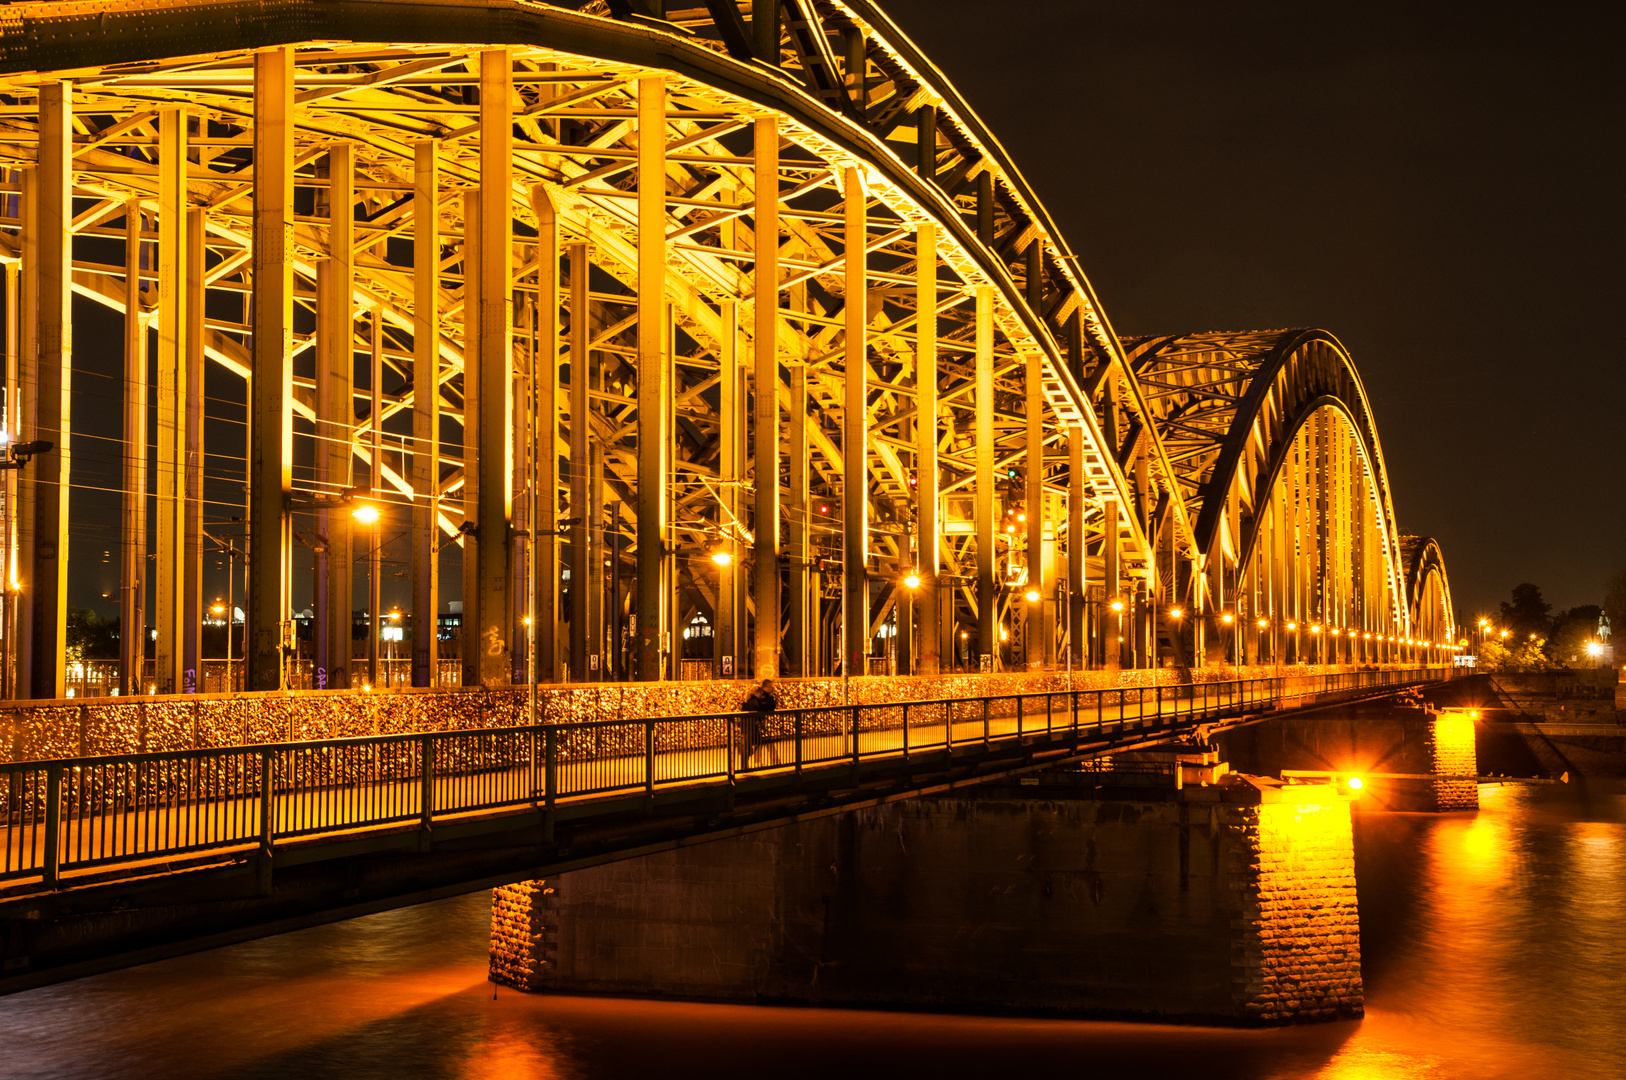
[880,0,1625,619]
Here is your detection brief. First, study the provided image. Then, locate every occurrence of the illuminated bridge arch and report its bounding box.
[0,1,1442,698]
[1401,536,1456,653]
[1126,329,1455,666]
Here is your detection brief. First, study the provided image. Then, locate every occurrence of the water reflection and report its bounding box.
[4,781,1624,1080]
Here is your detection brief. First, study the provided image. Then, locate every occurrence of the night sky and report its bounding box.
[880,0,1625,618]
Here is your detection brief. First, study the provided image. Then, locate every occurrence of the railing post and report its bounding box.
[42,763,62,888]
[851,705,861,782]
[794,710,803,778]
[257,748,274,895]
[645,719,656,801]
[419,734,434,834]
[902,703,911,764]
[1017,695,1025,736]
[544,726,557,842]
[982,697,990,750]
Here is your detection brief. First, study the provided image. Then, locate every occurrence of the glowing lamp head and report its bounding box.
[210,603,225,616]
[1024,589,1041,604]
[1169,608,1183,619]
[1346,775,1364,793]
[1109,599,1124,613]
[998,627,1008,641]
[351,503,381,526]
[710,549,733,568]
[1256,618,1268,629]
[1311,625,1322,634]
[1586,642,1603,657]
[1017,513,1027,523]
[903,573,922,590]
[1221,613,1234,625]
[388,609,402,622]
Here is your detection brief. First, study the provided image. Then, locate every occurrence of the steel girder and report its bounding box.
[0,1,1454,694]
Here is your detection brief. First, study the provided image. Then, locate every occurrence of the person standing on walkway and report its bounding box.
[738,678,778,767]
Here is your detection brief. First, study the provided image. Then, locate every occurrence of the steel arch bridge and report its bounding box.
[0,0,1458,699]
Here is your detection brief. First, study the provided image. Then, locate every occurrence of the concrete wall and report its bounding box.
[490,779,1362,1025]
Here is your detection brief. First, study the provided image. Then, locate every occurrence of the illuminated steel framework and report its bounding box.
[0,1,1456,698]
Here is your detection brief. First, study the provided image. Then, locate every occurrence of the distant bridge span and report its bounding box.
[0,0,1460,701]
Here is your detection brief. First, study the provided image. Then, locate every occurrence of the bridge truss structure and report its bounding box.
[0,0,1458,698]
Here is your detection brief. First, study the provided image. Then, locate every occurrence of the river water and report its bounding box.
[5,779,1624,1080]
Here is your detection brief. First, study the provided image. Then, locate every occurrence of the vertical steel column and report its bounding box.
[753,0,780,62]
[248,48,294,691]
[532,187,561,683]
[410,141,440,687]
[785,364,811,676]
[16,167,37,699]
[23,84,71,700]
[635,76,669,681]
[2,254,16,700]
[368,309,383,685]
[716,289,740,679]
[914,223,939,675]
[1024,350,1044,668]
[466,50,514,687]
[154,107,189,693]
[841,167,868,681]
[1102,497,1120,669]
[120,202,148,696]
[974,287,994,670]
[567,239,589,681]
[182,207,205,691]
[751,117,780,680]
[1066,425,1085,669]
[317,143,354,690]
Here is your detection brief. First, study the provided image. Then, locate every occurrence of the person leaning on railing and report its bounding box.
[738,679,778,766]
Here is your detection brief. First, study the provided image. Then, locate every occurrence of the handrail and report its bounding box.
[0,667,1448,892]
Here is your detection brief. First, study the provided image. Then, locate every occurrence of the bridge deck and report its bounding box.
[2,669,1437,897]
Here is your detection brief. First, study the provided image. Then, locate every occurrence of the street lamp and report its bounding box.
[386,608,403,685]
[211,600,229,693]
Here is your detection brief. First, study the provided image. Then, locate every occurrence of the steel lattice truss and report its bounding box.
[0,1,1459,698]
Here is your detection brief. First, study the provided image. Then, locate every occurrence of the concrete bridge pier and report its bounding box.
[1214,704,1480,812]
[489,772,1363,1025]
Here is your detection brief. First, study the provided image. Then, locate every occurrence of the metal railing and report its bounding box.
[0,667,1445,891]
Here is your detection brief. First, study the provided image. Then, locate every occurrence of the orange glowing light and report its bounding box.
[1346,776,1364,792]
[903,572,921,590]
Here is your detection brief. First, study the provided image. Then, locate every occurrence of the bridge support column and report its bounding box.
[411,142,441,688]
[914,223,939,676]
[464,50,515,687]
[154,107,191,694]
[841,166,868,681]
[1066,425,1086,671]
[751,117,781,680]
[568,240,590,681]
[785,366,811,677]
[490,777,1363,1024]
[635,75,669,681]
[531,191,561,686]
[119,202,148,697]
[974,287,994,672]
[248,49,294,692]
[1024,351,1044,669]
[316,143,355,691]
[19,84,70,700]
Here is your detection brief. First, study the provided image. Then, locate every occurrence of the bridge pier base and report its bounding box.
[489,775,1362,1024]
[1215,704,1480,812]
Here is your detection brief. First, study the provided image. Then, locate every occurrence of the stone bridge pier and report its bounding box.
[489,770,1363,1025]
[1213,703,1480,812]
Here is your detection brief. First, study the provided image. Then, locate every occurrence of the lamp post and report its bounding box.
[1109,597,1125,669]
[352,502,381,688]
[711,548,734,679]
[210,601,227,692]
